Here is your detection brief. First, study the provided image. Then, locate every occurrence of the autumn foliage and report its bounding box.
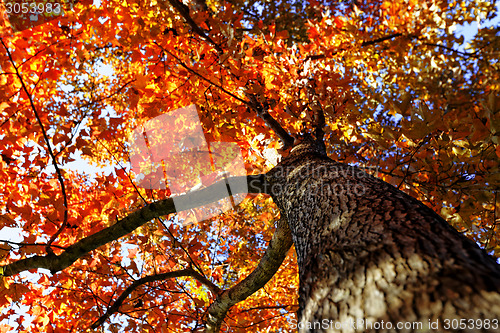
[0,0,499,331]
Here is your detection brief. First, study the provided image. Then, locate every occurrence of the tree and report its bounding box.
[0,0,499,332]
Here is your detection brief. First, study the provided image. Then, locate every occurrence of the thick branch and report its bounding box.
[0,175,270,277]
[305,80,326,142]
[91,268,221,329]
[258,110,295,150]
[303,32,480,64]
[245,93,295,150]
[304,33,404,62]
[205,217,293,332]
[361,33,403,47]
[167,0,223,53]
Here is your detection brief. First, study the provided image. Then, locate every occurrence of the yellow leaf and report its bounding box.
[135,73,148,89]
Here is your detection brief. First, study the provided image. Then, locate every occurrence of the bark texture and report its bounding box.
[267,137,500,332]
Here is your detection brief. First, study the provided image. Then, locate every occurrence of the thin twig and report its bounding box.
[0,37,69,255]
[486,191,499,250]
[158,43,295,148]
[90,268,221,329]
[421,42,481,59]
[76,79,135,110]
[155,42,247,105]
[159,217,207,281]
[160,2,296,150]
[205,217,293,332]
[95,137,149,205]
[397,138,427,189]
[0,240,67,251]
[304,33,404,62]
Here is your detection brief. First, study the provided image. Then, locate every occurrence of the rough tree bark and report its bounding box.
[266,136,500,333]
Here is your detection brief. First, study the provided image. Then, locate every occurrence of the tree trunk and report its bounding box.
[267,138,500,333]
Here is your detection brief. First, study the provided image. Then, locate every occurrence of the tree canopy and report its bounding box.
[0,0,499,331]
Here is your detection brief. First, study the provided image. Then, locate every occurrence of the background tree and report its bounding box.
[0,0,499,332]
